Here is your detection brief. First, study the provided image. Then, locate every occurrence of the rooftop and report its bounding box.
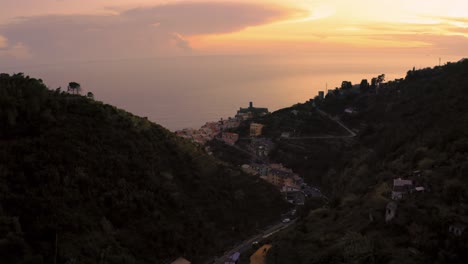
[393,178,413,187]
[171,257,191,264]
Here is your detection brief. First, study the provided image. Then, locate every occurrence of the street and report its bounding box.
[207,218,297,264]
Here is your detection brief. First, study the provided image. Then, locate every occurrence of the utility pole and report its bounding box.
[439,57,441,66]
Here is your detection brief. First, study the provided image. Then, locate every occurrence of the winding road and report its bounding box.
[283,109,356,140]
[208,219,297,264]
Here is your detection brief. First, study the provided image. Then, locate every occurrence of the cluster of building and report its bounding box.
[242,163,306,205]
[176,102,268,145]
[176,118,241,145]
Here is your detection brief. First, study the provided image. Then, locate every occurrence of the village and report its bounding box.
[176,102,321,207]
[174,79,468,264]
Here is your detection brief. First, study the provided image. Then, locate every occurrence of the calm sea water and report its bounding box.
[2,55,441,130]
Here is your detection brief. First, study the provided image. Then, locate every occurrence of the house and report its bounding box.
[385,202,398,223]
[415,186,425,192]
[241,164,259,176]
[285,191,305,205]
[266,172,283,186]
[221,132,239,146]
[318,91,325,100]
[281,183,301,192]
[251,138,274,157]
[391,178,413,200]
[270,163,291,171]
[344,107,356,114]
[220,118,241,129]
[251,163,269,176]
[266,166,300,188]
[171,257,191,264]
[250,123,264,137]
[256,146,269,157]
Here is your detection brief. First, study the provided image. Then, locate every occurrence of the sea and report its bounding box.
[1,54,449,131]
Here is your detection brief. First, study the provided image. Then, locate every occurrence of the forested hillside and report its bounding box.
[0,73,288,264]
[266,60,468,263]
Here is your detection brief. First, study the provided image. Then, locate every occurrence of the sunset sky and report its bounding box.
[1,1,467,129]
[1,0,467,64]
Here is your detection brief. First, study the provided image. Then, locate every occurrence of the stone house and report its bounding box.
[391,178,413,200]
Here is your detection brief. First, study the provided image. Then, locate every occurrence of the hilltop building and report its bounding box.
[236,102,269,120]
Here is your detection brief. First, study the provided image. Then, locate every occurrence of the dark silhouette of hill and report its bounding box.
[265,60,468,264]
[0,73,287,264]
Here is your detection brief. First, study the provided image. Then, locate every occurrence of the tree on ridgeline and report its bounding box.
[369,74,385,92]
[359,79,370,93]
[341,81,353,90]
[87,92,94,100]
[377,74,385,85]
[67,82,81,94]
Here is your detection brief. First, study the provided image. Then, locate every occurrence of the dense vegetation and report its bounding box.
[266,60,468,263]
[0,73,288,264]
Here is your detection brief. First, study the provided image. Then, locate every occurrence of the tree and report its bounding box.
[341,81,353,90]
[87,92,94,100]
[377,74,385,84]
[359,79,369,92]
[67,82,81,95]
[370,74,385,92]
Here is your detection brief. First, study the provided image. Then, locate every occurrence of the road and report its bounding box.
[280,109,356,140]
[316,109,357,137]
[207,219,297,264]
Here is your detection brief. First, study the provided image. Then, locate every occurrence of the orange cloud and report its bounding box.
[0,2,303,62]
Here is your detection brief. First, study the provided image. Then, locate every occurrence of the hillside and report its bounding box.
[0,73,288,264]
[207,100,350,184]
[265,60,468,263]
